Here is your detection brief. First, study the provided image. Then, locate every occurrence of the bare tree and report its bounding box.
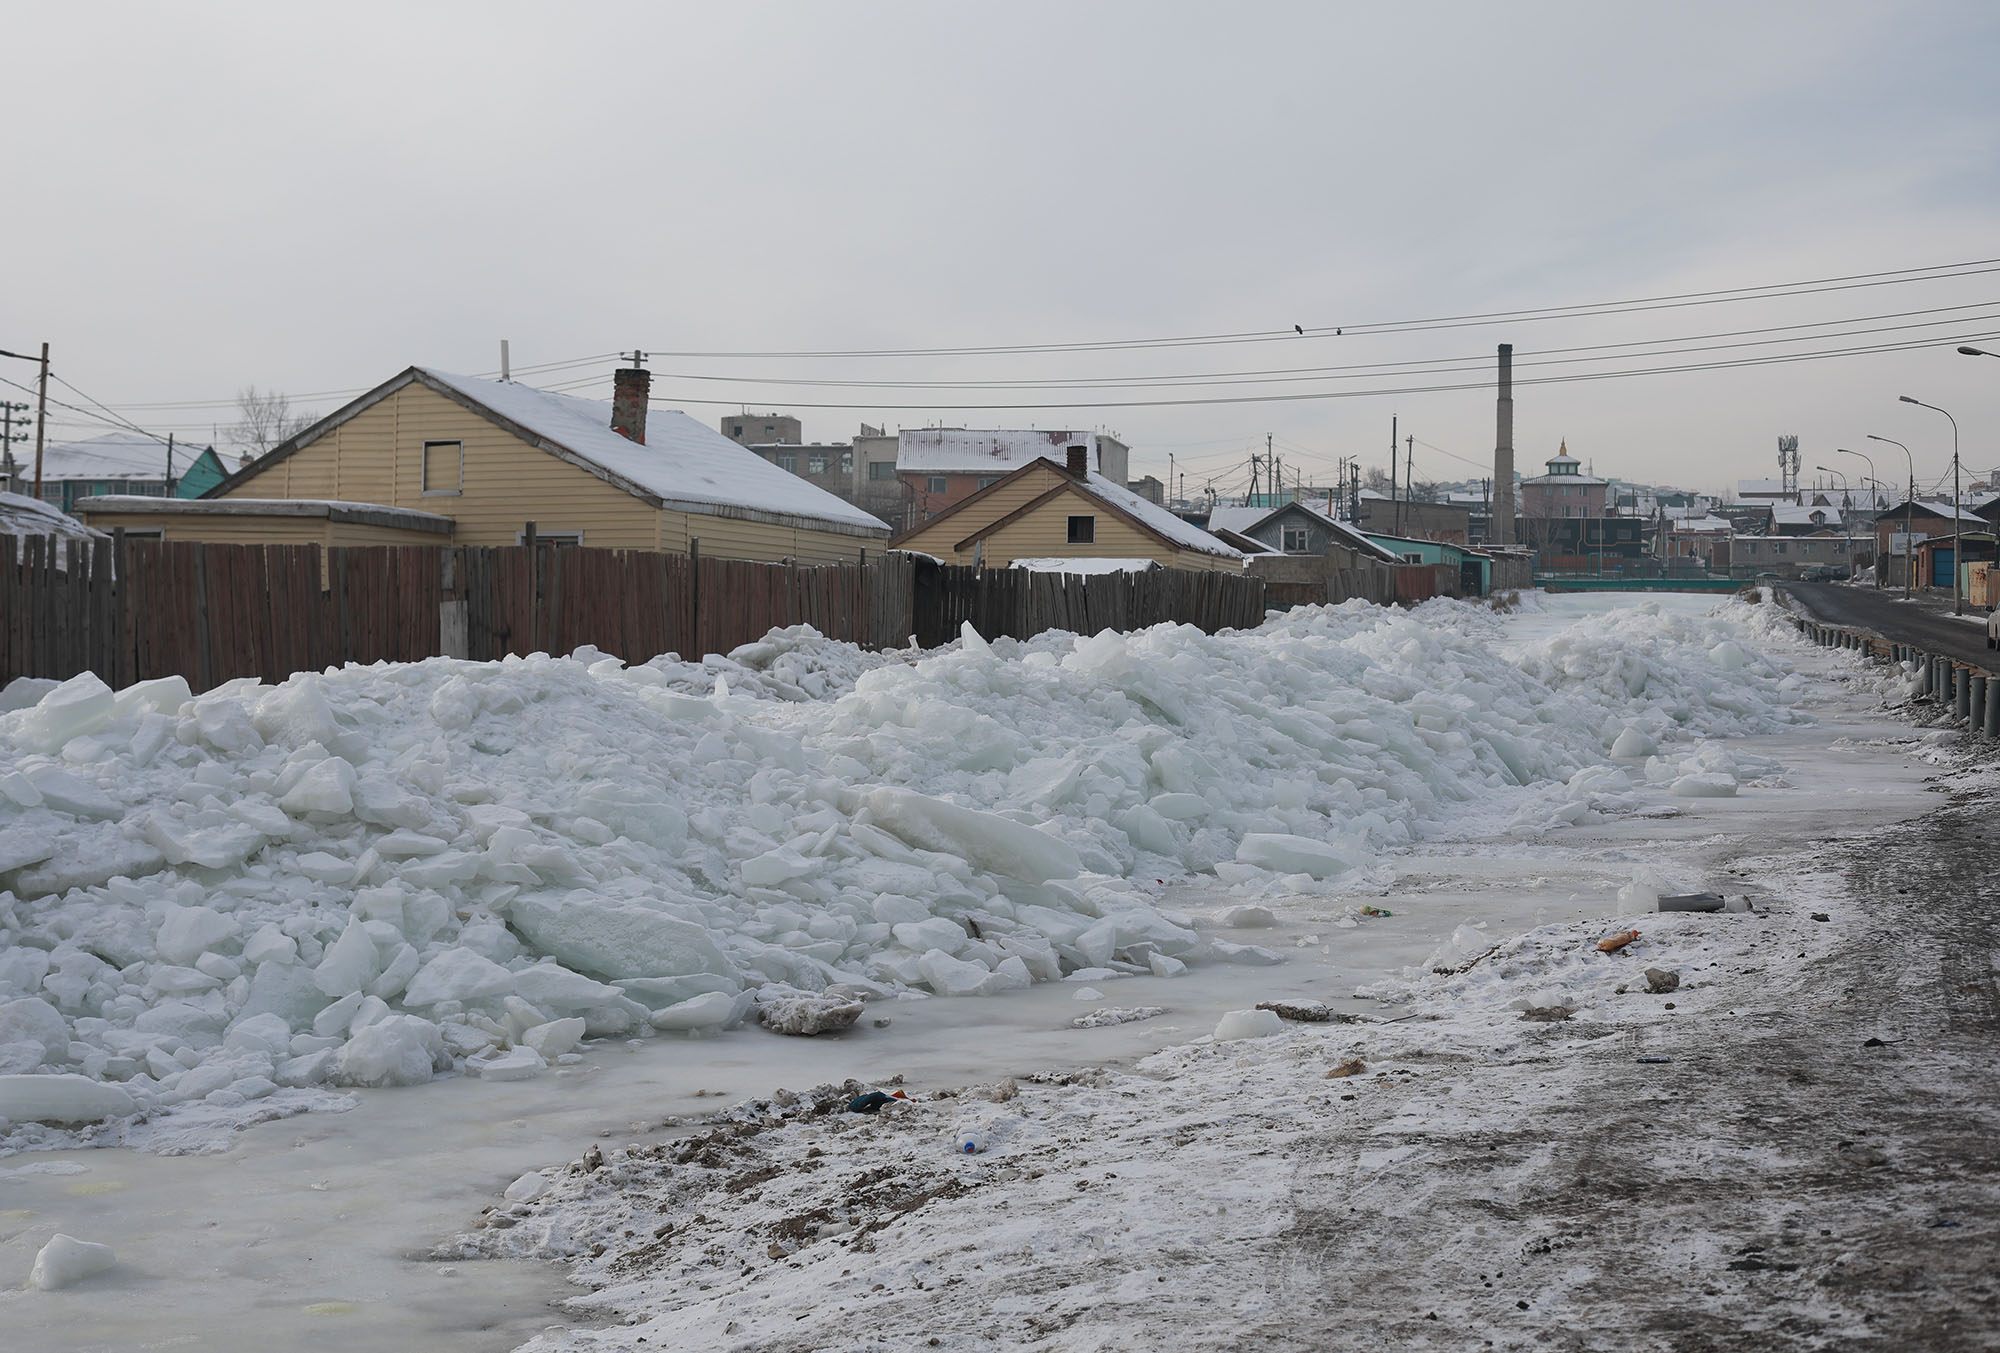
[229,387,316,459]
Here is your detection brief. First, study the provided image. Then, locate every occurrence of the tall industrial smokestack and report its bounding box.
[1492,343,1516,545]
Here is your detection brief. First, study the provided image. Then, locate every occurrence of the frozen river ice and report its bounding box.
[0,592,1947,1350]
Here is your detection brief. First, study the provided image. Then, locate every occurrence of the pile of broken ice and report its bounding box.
[0,599,1807,1126]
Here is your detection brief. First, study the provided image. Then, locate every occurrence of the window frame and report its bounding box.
[1282,526,1310,552]
[927,476,949,495]
[516,529,584,547]
[422,440,464,496]
[1066,514,1096,544]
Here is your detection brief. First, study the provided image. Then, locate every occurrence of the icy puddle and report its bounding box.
[0,596,1944,1344]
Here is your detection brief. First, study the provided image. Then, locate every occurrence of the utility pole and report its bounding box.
[0,400,28,494]
[33,343,49,501]
[165,433,176,497]
[1389,415,1398,535]
[1403,434,1413,535]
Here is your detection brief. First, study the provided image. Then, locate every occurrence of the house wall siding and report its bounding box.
[73,510,444,549]
[897,464,1238,571]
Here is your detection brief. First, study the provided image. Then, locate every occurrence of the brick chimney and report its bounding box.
[611,355,651,445]
[1065,443,1090,478]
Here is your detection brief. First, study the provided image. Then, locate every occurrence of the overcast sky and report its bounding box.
[9,1,1999,501]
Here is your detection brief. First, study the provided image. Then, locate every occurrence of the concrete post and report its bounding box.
[1955,666,1972,723]
[1971,674,1989,734]
[1986,675,2000,738]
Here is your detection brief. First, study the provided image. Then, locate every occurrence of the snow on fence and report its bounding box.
[1,535,1263,690]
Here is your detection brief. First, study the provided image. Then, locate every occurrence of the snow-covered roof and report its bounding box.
[76,495,454,533]
[1209,499,1400,563]
[1770,505,1842,527]
[0,491,105,542]
[1009,557,1160,575]
[897,429,1104,475]
[29,431,217,483]
[1670,515,1734,533]
[1202,505,1271,536]
[416,370,888,536]
[1736,479,1796,499]
[1073,470,1244,560]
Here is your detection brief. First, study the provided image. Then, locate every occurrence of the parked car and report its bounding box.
[1987,606,1999,650]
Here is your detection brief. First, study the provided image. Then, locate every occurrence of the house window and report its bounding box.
[777,453,798,472]
[978,476,999,489]
[808,454,828,475]
[1402,552,1425,564]
[840,452,853,473]
[927,476,948,495]
[1774,541,1788,555]
[517,529,583,547]
[1283,526,1310,552]
[1067,515,1095,544]
[869,461,896,480]
[422,440,462,495]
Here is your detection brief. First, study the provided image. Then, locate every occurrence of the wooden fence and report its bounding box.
[908,561,1264,649]
[2,536,1267,692]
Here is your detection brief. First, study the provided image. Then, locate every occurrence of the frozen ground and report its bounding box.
[1,591,1988,1350]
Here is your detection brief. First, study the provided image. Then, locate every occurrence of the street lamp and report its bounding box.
[1957,345,1999,359]
[1836,448,1879,508]
[1867,433,1916,600]
[1899,395,1963,614]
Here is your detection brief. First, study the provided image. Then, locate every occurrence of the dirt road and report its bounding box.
[1261,760,2000,1351]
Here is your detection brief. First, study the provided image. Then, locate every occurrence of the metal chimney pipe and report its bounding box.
[1492,343,1516,546]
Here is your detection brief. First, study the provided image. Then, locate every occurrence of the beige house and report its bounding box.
[892,449,1244,572]
[74,496,452,547]
[81,365,890,562]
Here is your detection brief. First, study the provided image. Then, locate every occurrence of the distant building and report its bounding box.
[1736,477,1800,506]
[1520,442,1609,519]
[24,431,231,513]
[743,443,854,500]
[892,445,1240,573]
[897,429,1130,523]
[721,412,802,446]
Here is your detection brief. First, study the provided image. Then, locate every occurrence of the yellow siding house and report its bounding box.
[84,365,890,563]
[892,450,1244,572]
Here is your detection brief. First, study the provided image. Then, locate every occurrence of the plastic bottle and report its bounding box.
[956,1130,986,1155]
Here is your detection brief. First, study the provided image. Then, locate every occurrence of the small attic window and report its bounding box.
[1283,526,1310,552]
[1067,514,1095,544]
[422,441,462,495]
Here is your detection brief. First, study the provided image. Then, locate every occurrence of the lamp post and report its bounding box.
[1957,345,1999,359]
[1867,433,1916,599]
[1899,396,1963,614]
[1836,448,1878,507]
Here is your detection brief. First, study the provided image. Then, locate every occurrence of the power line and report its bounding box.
[618,301,2000,393]
[632,257,2000,359]
[623,329,2000,412]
